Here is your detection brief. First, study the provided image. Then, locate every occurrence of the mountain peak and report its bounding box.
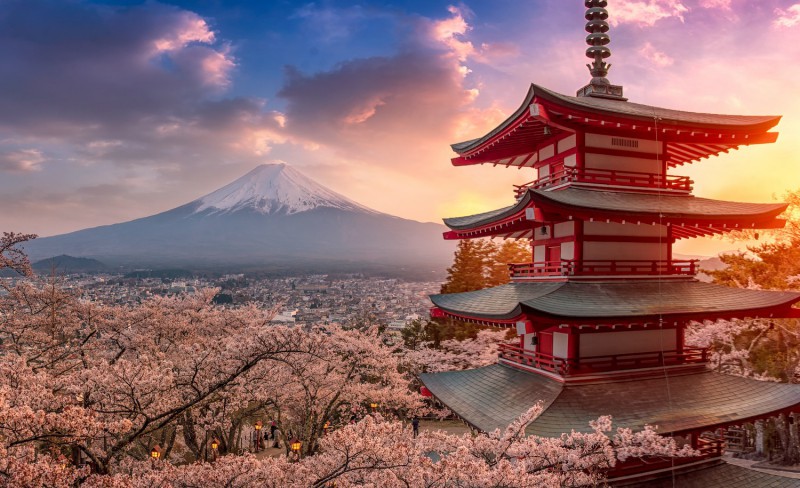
[194,163,376,216]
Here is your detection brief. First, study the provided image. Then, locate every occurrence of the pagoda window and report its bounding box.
[585,133,661,154]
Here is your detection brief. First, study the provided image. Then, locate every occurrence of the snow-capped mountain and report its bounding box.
[24,164,453,275]
[194,163,375,215]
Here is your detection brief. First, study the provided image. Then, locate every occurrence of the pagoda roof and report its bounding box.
[451,84,781,168]
[419,364,800,437]
[613,461,800,488]
[430,281,800,324]
[443,188,787,240]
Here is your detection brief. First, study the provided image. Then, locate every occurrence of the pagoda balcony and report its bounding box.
[513,167,693,197]
[509,259,698,279]
[497,344,709,377]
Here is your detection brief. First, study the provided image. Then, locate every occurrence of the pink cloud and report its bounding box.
[638,42,674,66]
[699,0,732,9]
[775,4,800,27]
[0,149,45,173]
[431,5,475,62]
[611,0,689,26]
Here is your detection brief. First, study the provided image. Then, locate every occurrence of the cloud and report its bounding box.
[638,42,675,66]
[432,5,475,62]
[775,4,800,27]
[699,0,732,9]
[0,149,45,173]
[611,0,689,26]
[292,3,369,42]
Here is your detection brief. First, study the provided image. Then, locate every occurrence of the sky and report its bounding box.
[1,0,800,257]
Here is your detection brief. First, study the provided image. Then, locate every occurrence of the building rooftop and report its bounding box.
[612,460,800,488]
[419,364,800,437]
[430,281,800,323]
[451,84,781,167]
[443,187,787,238]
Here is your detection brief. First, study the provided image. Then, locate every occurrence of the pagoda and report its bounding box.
[419,1,800,485]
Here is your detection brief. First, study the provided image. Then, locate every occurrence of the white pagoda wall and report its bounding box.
[582,221,669,262]
[579,329,677,357]
[583,133,663,174]
[583,242,668,261]
[553,332,569,358]
[584,222,666,237]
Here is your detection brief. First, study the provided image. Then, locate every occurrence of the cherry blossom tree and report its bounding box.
[77,407,696,488]
[0,231,36,277]
[0,236,698,486]
[402,328,510,375]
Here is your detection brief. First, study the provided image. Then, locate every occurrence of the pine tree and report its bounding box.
[486,240,531,287]
[440,239,496,293]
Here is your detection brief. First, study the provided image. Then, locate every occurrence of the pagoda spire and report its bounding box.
[577,0,626,100]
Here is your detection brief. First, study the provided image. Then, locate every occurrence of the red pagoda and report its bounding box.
[419,1,800,485]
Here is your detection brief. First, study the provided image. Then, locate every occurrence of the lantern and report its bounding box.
[370,401,378,411]
[254,420,262,431]
[211,438,219,450]
[150,445,161,460]
[290,438,301,453]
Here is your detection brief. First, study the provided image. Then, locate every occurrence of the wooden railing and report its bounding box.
[514,167,692,197]
[509,259,698,278]
[607,435,723,479]
[497,344,709,376]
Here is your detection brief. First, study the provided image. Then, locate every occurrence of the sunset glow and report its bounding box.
[0,0,798,258]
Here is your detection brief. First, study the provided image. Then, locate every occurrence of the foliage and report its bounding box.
[402,329,511,376]
[711,188,800,290]
[440,239,530,294]
[686,318,800,382]
[400,318,487,349]
[0,232,37,278]
[15,408,696,488]
[0,275,418,477]
[0,234,697,486]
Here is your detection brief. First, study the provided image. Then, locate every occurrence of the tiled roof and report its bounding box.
[530,370,800,437]
[442,187,787,231]
[430,282,563,319]
[430,281,800,321]
[419,365,800,437]
[534,84,780,129]
[419,364,562,431]
[443,203,520,230]
[612,461,800,488]
[451,84,780,155]
[534,187,787,219]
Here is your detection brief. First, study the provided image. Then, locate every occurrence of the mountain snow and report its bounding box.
[194,163,377,215]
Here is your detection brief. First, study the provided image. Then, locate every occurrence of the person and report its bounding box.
[270,421,278,441]
[411,416,419,438]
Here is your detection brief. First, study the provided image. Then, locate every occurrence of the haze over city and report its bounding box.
[2,0,800,257]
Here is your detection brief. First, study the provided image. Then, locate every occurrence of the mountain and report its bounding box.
[32,255,108,274]
[24,164,454,276]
